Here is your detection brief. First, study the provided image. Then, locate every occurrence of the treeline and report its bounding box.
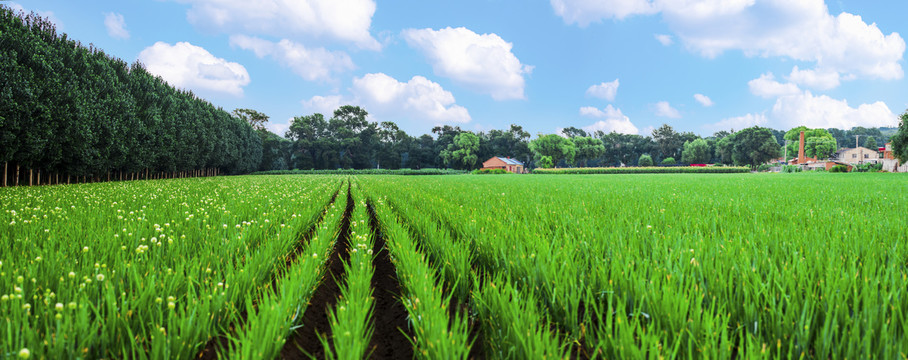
[264,110,900,171]
[255,106,532,171]
[0,7,261,186]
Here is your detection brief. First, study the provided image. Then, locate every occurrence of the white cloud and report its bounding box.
[654,101,681,118]
[788,66,841,90]
[771,91,897,129]
[655,34,673,46]
[104,12,129,39]
[303,73,471,131]
[302,95,345,116]
[352,73,470,124]
[578,105,639,134]
[693,93,713,107]
[177,0,380,50]
[7,2,63,30]
[748,73,801,99]
[138,42,250,97]
[586,79,619,101]
[705,113,767,132]
[229,35,353,82]
[402,27,533,100]
[552,0,905,81]
[266,120,290,137]
[550,0,658,25]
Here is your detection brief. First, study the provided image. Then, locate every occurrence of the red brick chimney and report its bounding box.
[798,131,806,164]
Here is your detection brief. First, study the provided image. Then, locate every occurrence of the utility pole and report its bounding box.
[783,139,789,164]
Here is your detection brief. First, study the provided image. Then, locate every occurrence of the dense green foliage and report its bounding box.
[681,138,711,164]
[730,126,783,167]
[440,132,480,170]
[660,157,677,165]
[638,154,654,167]
[893,110,908,163]
[784,127,837,160]
[532,166,750,174]
[251,168,466,175]
[829,164,849,172]
[529,134,576,166]
[0,7,262,184]
[471,168,509,174]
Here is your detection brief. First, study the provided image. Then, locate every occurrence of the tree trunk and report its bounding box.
[2,162,6,187]
[15,165,19,186]
[37,170,41,186]
[29,169,33,186]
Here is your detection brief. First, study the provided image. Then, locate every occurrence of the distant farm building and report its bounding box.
[482,157,525,173]
[834,147,880,165]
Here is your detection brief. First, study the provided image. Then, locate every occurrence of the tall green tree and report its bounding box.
[530,134,576,167]
[432,125,464,168]
[864,136,877,150]
[286,114,329,169]
[784,127,837,159]
[733,126,782,167]
[681,138,711,164]
[233,108,269,131]
[715,134,736,165]
[892,110,908,163]
[327,105,377,168]
[440,132,480,169]
[596,132,656,166]
[572,136,605,167]
[652,124,683,160]
[560,126,588,138]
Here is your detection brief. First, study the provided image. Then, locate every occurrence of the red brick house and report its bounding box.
[481,157,525,173]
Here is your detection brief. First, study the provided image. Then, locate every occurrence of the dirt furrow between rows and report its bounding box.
[281,182,354,359]
[365,202,414,359]
[382,200,486,359]
[197,185,343,360]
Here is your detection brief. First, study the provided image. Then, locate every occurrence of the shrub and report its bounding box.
[755,164,772,172]
[661,157,677,165]
[638,154,654,167]
[781,165,802,173]
[472,168,509,175]
[853,163,883,172]
[537,156,554,169]
[251,168,467,175]
[829,165,849,173]
[531,167,750,174]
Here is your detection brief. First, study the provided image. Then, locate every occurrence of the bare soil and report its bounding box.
[280,183,354,359]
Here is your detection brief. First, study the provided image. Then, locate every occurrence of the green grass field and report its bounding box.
[2,173,906,359]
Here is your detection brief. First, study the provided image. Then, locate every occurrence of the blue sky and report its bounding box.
[6,0,907,138]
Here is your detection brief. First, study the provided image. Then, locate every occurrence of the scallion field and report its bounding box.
[1,173,906,359]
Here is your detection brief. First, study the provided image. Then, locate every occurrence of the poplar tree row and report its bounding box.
[0,7,262,186]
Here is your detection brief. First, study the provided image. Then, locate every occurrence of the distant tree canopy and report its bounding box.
[784,127,837,160]
[733,127,783,167]
[441,132,480,170]
[638,154,654,167]
[681,138,711,164]
[0,6,261,184]
[530,134,576,167]
[892,110,908,163]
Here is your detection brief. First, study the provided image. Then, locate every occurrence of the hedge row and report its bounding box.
[251,168,467,176]
[532,166,751,174]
